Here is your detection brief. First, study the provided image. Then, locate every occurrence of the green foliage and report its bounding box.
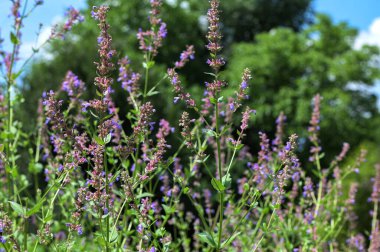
[224,14,380,162]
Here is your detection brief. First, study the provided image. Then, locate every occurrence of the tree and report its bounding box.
[224,14,380,162]
[20,0,314,130]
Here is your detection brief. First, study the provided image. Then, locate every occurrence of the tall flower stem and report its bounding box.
[215,95,224,250]
[314,150,323,218]
[104,150,110,252]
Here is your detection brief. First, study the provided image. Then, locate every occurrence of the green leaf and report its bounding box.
[104,133,112,144]
[217,96,224,103]
[143,61,155,69]
[221,232,241,248]
[222,173,232,188]
[205,129,217,138]
[0,144,3,152]
[209,97,217,105]
[183,187,190,194]
[198,232,217,248]
[109,228,118,243]
[9,201,26,216]
[211,178,225,192]
[10,32,19,45]
[162,204,176,215]
[136,192,154,199]
[94,135,105,145]
[27,199,45,216]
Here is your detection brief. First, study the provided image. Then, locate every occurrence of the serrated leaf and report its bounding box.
[198,232,217,248]
[211,178,225,192]
[9,201,26,216]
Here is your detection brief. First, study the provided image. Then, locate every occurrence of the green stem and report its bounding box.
[215,95,224,250]
[314,150,323,218]
[105,150,110,252]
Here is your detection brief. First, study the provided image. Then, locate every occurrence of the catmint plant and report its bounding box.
[0,0,378,251]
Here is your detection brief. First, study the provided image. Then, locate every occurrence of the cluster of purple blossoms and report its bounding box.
[229,68,252,111]
[0,93,7,120]
[179,112,193,149]
[50,7,84,39]
[64,7,84,31]
[0,214,12,244]
[137,0,167,56]
[276,135,299,198]
[347,183,358,205]
[308,94,322,161]
[272,112,286,151]
[240,107,255,131]
[303,177,314,198]
[141,135,168,180]
[134,102,155,136]
[60,71,85,99]
[167,68,196,107]
[42,90,65,132]
[370,221,380,252]
[370,164,380,203]
[174,45,195,69]
[156,119,174,139]
[308,94,321,142]
[205,80,226,95]
[347,234,366,251]
[92,6,115,94]
[206,0,224,70]
[117,57,141,97]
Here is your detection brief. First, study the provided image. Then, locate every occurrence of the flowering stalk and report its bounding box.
[308,94,324,218]
[90,6,115,250]
[137,0,167,101]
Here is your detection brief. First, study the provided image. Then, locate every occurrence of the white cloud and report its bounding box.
[19,15,62,61]
[355,17,380,49]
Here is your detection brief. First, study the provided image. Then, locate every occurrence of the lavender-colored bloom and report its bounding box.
[137,224,144,234]
[308,94,321,140]
[137,0,166,56]
[206,0,224,70]
[167,68,196,107]
[240,107,254,131]
[175,45,195,69]
[63,7,84,31]
[272,112,286,151]
[0,236,5,244]
[303,177,313,198]
[61,71,85,99]
[371,164,380,202]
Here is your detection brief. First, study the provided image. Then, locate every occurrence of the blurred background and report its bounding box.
[1,0,380,236]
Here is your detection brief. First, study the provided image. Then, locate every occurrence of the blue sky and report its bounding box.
[315,0,380,31]
[1,0,379,100]
[1,0,379,57]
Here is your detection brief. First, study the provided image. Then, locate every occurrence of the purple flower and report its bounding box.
[137,224,144,234]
